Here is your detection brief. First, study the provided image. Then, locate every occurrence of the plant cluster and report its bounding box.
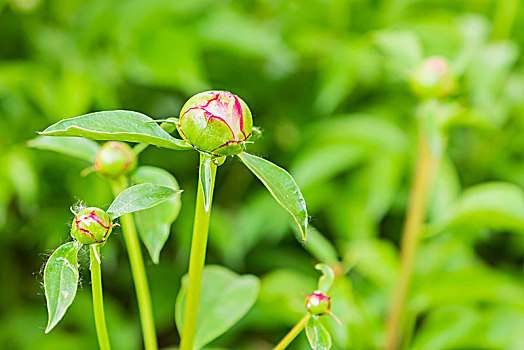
[33,90,316,349]
[1,0,524,349]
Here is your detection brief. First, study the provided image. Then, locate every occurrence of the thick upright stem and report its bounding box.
[111,177,158,350]
[385,134,441,350]
[273,314,311,350]
[90,245,111,350]
[179,154,217,350]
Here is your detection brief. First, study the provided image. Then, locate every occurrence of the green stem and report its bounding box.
[179,154,217,350]
[273,314,311,350]
[90,245,111,350]
[111,177,158,350]
[385,133,441,350]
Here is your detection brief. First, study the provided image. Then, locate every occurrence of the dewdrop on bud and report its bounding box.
[177,91,253,156]
[94,141,137,178]
[410,56,456,99]
[305,291,331,316]
[70,207,115,245]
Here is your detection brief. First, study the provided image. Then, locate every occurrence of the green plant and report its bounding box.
[274,264,340,350]
[2,2,524,349]
[43,184,180,349]
[385,56,460,349]
[29,137,182,350]
[36,90,309,349]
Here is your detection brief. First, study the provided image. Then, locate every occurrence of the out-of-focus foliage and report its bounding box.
[1,0,524,349]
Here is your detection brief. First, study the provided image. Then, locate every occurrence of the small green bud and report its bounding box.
[305,291,331,316]
[410,56,456,99]
[94,141,137,178]
[177,91,253,156]
[70,207,114,245]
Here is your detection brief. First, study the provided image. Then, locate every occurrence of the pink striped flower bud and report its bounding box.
[305,291,331,316]
[177,91,253,156]
[70,207,114,245]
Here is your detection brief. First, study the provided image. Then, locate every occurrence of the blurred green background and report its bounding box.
[2,0,524,349]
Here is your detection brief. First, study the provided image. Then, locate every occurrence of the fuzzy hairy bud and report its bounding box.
[70,207,113,245]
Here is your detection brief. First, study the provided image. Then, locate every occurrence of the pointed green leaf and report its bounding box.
[200,154,213,213]
[132,166,181,264]
[28,136,100,162]
[107,183,181,219]
[175,265,260,349]
[431,182,524,234]
[44,241,82,333]
[305,316,332,350]
[316,264,335,295]
[374,29,423,77]
[38,110,192,150]
[237,152,308,241]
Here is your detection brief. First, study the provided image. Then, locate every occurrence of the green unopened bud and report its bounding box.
[305,291,331,316]
[410,56,456,99]
[177,91,253,156]
[70,207,114,245]
[94,141,137,178]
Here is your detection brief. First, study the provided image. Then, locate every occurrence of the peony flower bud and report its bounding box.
[177,91,253,156]
[94,141,137,178]
[70,207,114,245]
[305,291,331,316]
[410,56,456,99]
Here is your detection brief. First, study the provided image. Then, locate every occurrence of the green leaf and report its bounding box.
[374,29,423,77]
[316,264,335,295]
[306,115,407,155]
[199,154,213,213]
[413,266,524,311]
[305,316,332,350]
[292,144,364,190]
[237,152,308,242]
[410,306,482,350]
[175,265,260,349]
[44,241,82,333]
[453,15,489,74]
[132,166,181,264]
[38,110,192,150]
[107,183,181,219]
[467,42,519,121]
[27,136,100,162]
[431,182,524,234]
